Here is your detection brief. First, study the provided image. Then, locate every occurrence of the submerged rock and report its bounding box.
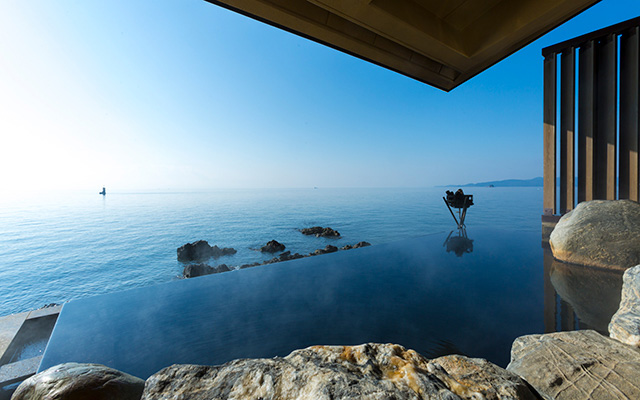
[260,240,286,253]
[507,330,640,400]
[549,200,640,270]
[609,265,640,347]
[300,226,340,237]
[177,241,236,262]
[13,362,145,400]
[142,343,538,400]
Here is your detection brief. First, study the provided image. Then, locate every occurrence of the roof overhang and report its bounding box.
[204,0,601,91]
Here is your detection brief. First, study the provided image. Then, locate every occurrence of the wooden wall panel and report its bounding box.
[543,54,557,215]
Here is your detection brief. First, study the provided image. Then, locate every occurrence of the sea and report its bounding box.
[0,187,542,317]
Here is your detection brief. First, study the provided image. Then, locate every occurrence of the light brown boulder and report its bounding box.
[507,330,640,400]
[609,265,640,347]
[12,362,145,400]
[549,199,640,270]
[142,343,538,399]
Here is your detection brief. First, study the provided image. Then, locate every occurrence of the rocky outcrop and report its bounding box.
[300,226,340,237]
[609,265,640,347]
[142,343,538,400]
[12,362,145,400]
[311,245,338,255]
[549,200,640,270]
[177,240,236,262]
[342,241,371,250]
[260,240,286,253]
[183,263,231,278]
[507,330,640,400]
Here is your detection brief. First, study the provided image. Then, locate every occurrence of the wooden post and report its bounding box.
[578,41,595,202]
[543,54,557,215]
[594,34,617,200]
[560,49,575,213]
[620,27,639,201]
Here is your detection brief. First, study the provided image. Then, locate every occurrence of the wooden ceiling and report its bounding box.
[204,0,601,91]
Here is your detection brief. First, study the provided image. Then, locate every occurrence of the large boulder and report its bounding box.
[300,226,341,237]
[507,330,640,400]
[12,362,145,400]
[549,200,640,270]
[142,343,538,400]
[609,265,640,347]
[260,240,285,253]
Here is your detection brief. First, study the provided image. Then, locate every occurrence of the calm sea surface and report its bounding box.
[0,187,542,316]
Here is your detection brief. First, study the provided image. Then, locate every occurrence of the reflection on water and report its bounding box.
[40,229,626,379]
[543,250,623,334]
[443,228,473,257]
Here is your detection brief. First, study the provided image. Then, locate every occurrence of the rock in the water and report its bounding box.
[260,240,286,253]
[183,263,231,278]
[177,240,214,262]
[300,226,341,237]
[142,343,538,400]
[507,330,640,400]
[177,241,236,262]
[341,241,371,250]
[609,265,640,347]
[12,362,145,400]
[549,200,640,270]
[311,245,338,255]
[239,262,261,269]
[550,259,623,333]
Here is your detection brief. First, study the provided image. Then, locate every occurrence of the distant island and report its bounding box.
[441,177,543,188]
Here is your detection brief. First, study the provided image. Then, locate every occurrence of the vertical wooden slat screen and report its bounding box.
[619,26,639,201]
[543,16,640,216]
[578,41,595,202]
[543,54,557,216]
[560,49,575,213]
[595,34,617,200]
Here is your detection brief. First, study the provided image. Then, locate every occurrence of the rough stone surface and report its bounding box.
[609,265,640,347]
[300,226,341,237]
[549,260,623,333]
[549,200,640,270]
[507,330,640,400]
[260,240,286,253]
[142,343,538,400]
[12,362,145,400]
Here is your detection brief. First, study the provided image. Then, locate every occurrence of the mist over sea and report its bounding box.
[0,187,542,316]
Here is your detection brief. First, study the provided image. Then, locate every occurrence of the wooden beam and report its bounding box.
[619,27,639,201]
[560,48,576,213]
[594,34,617,200]
[544,54,557,215]
[578,41,595,202]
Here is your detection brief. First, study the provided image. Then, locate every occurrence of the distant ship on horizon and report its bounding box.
[99,187,106,195]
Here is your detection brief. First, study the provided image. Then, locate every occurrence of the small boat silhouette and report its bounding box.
[99,187,106,195]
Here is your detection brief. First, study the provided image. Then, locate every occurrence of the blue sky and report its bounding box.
[1,0,639,192]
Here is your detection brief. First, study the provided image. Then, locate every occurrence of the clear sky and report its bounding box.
[1,1,639,192]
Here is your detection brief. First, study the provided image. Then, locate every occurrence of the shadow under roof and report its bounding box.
[204,0,601,91]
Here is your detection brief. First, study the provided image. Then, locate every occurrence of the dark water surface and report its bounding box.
[40,228,584,377]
